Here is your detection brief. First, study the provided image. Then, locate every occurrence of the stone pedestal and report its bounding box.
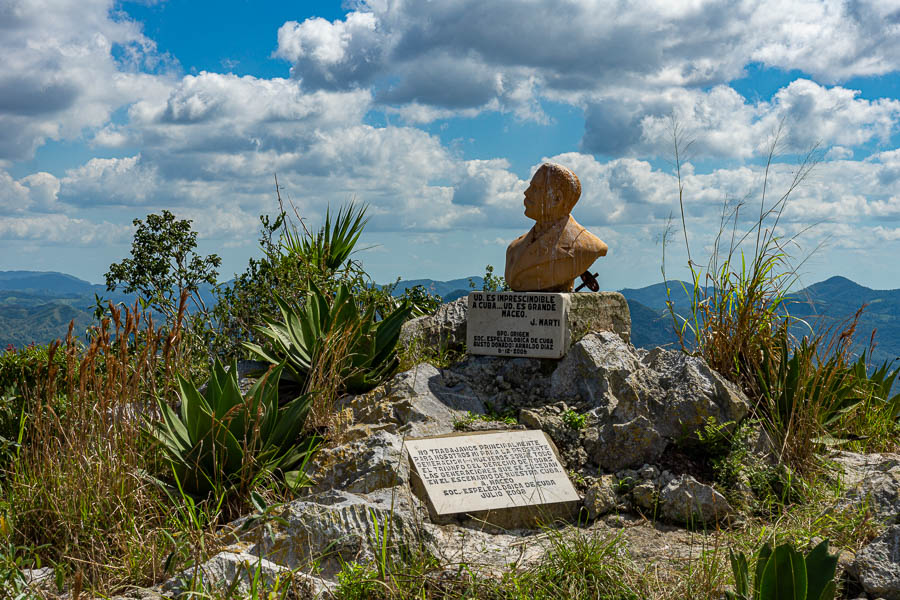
[466,291,630,358]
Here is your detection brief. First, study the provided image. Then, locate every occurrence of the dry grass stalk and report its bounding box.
[6,294,193,593]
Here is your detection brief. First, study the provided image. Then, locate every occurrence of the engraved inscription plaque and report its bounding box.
[406,430,579,517]
[466,291,570,358]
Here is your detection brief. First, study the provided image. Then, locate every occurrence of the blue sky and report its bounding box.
[2,0,900,291]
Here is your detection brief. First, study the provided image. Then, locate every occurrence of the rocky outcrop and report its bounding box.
[854,525,900,600]
[658,475,733,525]
[833,451,900,524]
[153,298,833,599]
[400,297,468,351]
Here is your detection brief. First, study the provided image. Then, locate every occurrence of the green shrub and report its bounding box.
[213,200,427,361]
[0,342,69,398]
[727,539,837,600]
[149,359,317,497]
[562,409,587,430]
[469,264,509,292]
[246,283,412,396]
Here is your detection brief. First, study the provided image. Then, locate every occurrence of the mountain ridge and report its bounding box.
[2,271,898,366]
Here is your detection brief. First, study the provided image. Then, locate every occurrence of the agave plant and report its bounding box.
[278,202,367,279]
[757,334,865,436]
[149,359,316,495]
[245,282,412,394]
[727,539,837,600]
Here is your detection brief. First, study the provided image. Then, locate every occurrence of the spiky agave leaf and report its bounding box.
[149,358,315,496]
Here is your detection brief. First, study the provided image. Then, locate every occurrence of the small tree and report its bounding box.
[106,210,221,322]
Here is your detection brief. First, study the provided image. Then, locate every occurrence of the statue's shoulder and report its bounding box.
[568,217,608,256]
[505,230,531,254]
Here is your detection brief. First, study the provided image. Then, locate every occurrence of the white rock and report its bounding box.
[855,525,900,600]
[659,475,733,525]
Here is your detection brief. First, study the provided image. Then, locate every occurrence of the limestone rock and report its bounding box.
[241,489,428,578]
[567,291,631,343]
[340,363,486,438]
[854,525,900,600]
[162,551,293,597]
[584,475,622,519]
[631,480,658,512]
[307,429,407,494]
[400,297,468,352]
[551,331,749,470]
[833,451,900,524]
[659,475,733,525]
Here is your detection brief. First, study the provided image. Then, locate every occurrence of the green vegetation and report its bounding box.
[1,153,898,599]
[727,539,838,600]
[470,264,509,292]
[663,122,900,475]
[213,196,438,362]
[105,210,221,323]
[562,409,587,430]
[453,408,518,430]
[150,359,316,498]
[245,283,411,395]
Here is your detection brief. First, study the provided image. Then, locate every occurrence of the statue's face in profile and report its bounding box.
[523,173,548,220]
[524,168,568,222]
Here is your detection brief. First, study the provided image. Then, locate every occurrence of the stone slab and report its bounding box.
[466,291,570,358]
[406,430,579,528]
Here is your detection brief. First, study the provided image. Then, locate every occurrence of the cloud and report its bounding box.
[583,80,900,159]
[0,213,129,245]
[273,0,900,124]
[60,155,159,206]
[0,0,174,160]
[0,170,61,214]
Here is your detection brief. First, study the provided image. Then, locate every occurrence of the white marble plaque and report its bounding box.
[406,430,579,516]
[466,291,570,358]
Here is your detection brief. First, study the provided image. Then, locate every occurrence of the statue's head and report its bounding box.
[523,162,581,222]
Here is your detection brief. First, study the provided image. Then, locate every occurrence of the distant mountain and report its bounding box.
[3,270,898,367]
[617,275,900,366]
[0,270,101,296]
[390,277,482,301]
[627,299,680,349]
[0,290,95,348]
[0,271,215,349]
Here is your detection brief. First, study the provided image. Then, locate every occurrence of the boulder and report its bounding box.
[833,451,900,524]
[583,475,622,519]
[567,291,632,344]
[659,475,733,525]
[162,551,296,598]
[400,297,468,351]
[550,332,750,470]
[336,363,486,439]
[854,525,900,600]
[307,429,407,494]
[240,489,428,578]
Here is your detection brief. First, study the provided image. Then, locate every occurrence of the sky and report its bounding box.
[2,0,900,291]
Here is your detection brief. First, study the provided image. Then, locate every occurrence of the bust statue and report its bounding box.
[505,163,607,292]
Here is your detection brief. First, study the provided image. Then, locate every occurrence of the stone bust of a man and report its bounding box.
[505,162,607,292]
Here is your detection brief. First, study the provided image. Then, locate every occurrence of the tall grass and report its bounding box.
[3,298,193,592]
[662,120,819,400]
[662,119,899,470]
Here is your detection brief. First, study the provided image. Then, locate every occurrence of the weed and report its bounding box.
[561,409,587,430]
[453,409,518,430]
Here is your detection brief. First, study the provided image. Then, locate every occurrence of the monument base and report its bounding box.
[466,291,630,359]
